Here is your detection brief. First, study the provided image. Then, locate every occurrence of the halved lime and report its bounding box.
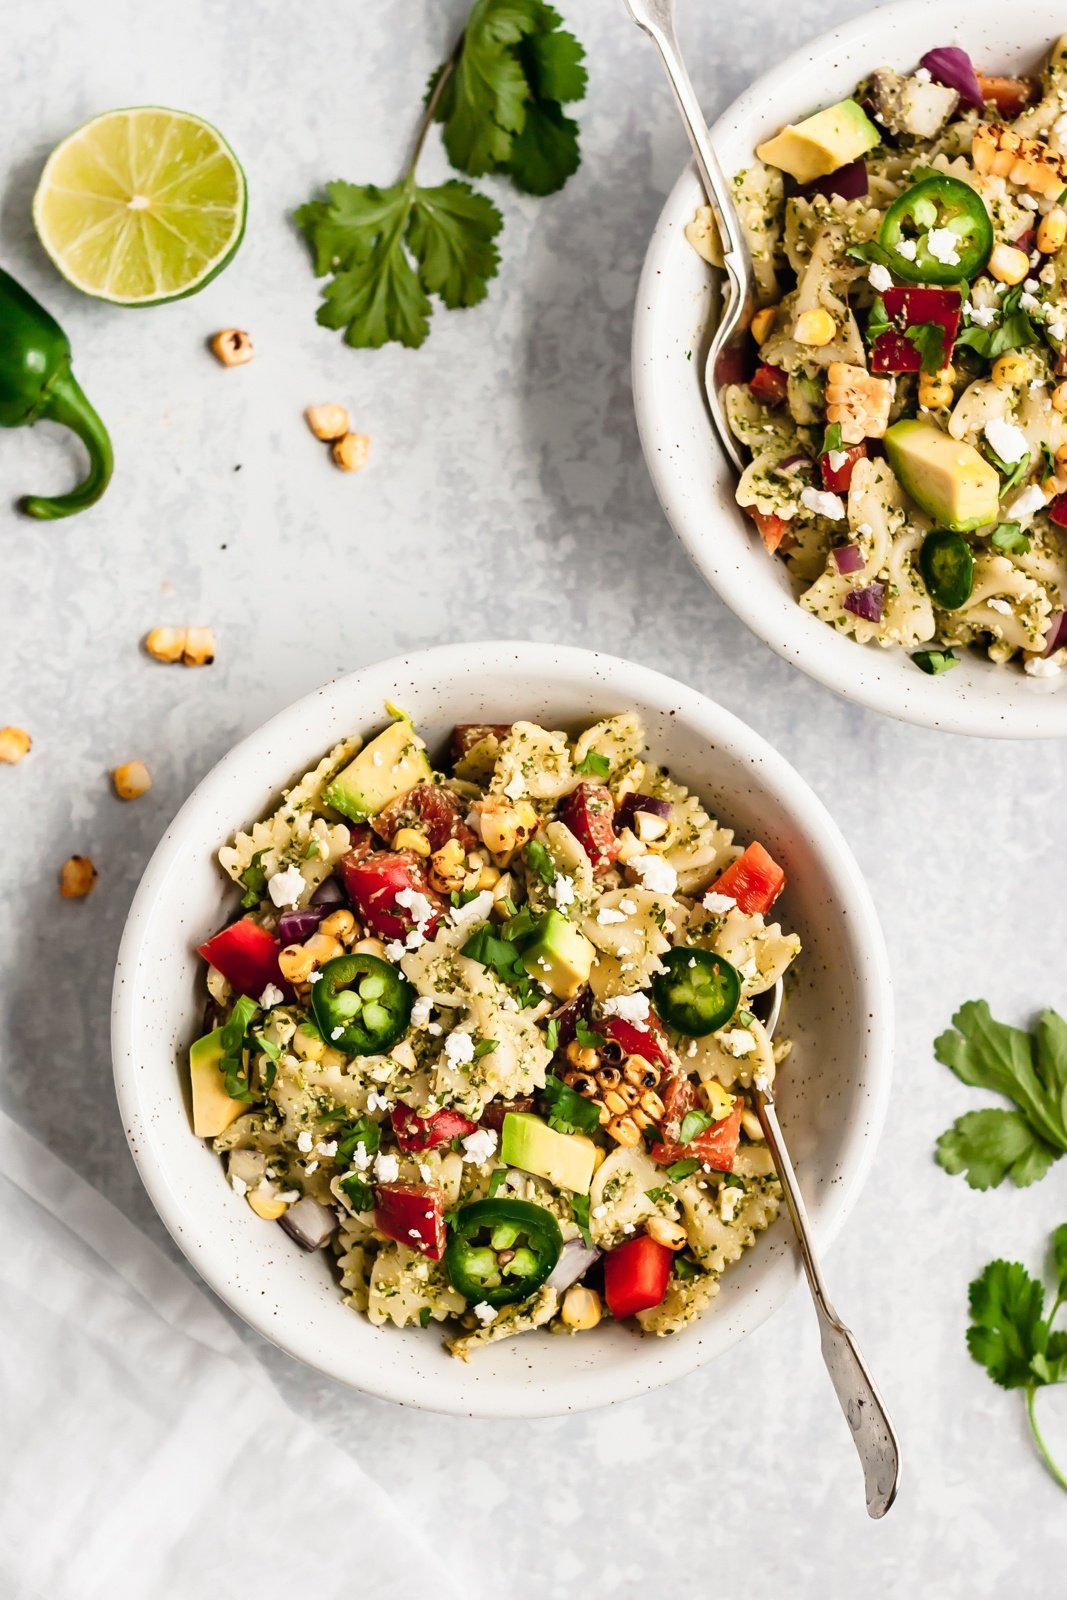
[33,107,246,305]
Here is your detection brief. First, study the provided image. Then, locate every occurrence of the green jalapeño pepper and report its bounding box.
[652,947,742,1037]
[879,176,993,286]
[444,1198,562,1308]
[311,953,414,1056]
[920,529,975,610]
[0,266,113,519]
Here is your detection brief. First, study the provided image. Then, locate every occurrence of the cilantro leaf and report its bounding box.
[541,1073,601,1135]
[505,97,581,195]
[665,1157,701,1181]
[820,422,844,457]
[408,181,502,309]
[433,0,537,175]
[217,995,259,1103]
[679,1109,715,1144]
[913,649,959,679]
[574,750,610,779]
[340,1173,375,1212]
[905,321,950,375]
[866,294,892,343]
[575,1017,606,1050]
[543,1016,560,1053]
[336,1116,381,1164]
[239,852,268,909]
[1053,1224,1067,1302]
[990,522,1030,555]
[472,1037,499,1060]
[521,7,587,102]
[956,288,1039,361]
[984,443,1031,495]
[934,1001,1067,1188]
[571,1191,593,1248]
[524,838,557,885]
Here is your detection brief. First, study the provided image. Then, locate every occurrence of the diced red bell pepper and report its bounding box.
[600,1016,670,1070]
[450,723,512,762]
[560,783,620,875]
[708,841,786,915]
[374,1182,447,1260]
[338,849,445,942]
[870,287,962,375]
[820,442,868,494]
[372,782,477,852]
[749,363,789,407]
[197,917,283,999]
[391,1104,478,1152]
[651,1101,744,1173]
[603,1234,674,1319]
[746,506,794,554]
[1049,495,1067,528]
[977,74,1040,117]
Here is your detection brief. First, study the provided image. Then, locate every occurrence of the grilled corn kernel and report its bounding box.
[565,1039,599,1072]
[700,1080,737,1119]
[477,798,539,865]
[602,1088,629,1116]
[293,1024,326,1062]
[1038,207,1067,254]
[794,307,836,347]
[304,402,350,441]
[353,936,388,959]
[318,908,357,943]
[638,1088,665,1121]
[1053,382,1067,414]
[303,932,344,965]
[987,243,1030,285]
[750,305,778,345]
[429,836,467,892]
[393,826,431,857]
[561,1286,603,1330]
[972,123,1067,197]
[111,760,151,801]
[596,1064,623,1091]
[607,1114,642,1146]
[476,864,501,890]
[992,353,1029,387]
[825,362,894,444]
[278,944,316,983]
[0,726,31,764]
[60,854,97,898]
[210,329,253,366]
[144,626,215,666]
[247,1189,288,1221]
[332,431,371,472]
[646,1215,688,1250]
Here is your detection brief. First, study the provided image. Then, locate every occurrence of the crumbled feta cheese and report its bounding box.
[601,991,651,1024]
[1024,277,1040,294]
[1025,651,1065,677]
[502,771,526,800]
[924,228,961,267]
[591,1203,608,1219]
[549,874,576,909]
[1049,320,1067,342]
[230,1174,248,1197]
[619,898,637,914]
[404,928,426,951]
[1009,484,1047,521]
[304,1160,318,1174]
[366,1090,392,1114]
[330,1025,343,1040]
[296,1130,314,1153]
[258,982,284,1008]
[444,1031,476,1066]
[427,1022,443,1036]
[702,891,736,915]
[984,417,1030,464]
[461,1128,498,1165]
[396,886,435,930]
[622,1222,635,1235]
[316,1139,338,1158]
[799,486,847,521]
[895,238,918,261]
[410,995,434,1029]
[418,1162,432,1182]
[987,597,1013,616]
[596,906,627,924]
[629,853,678,893]
[267,864,305,909]
[385,940,406,962]
[867,262,893,293]
[826,449,850,473]
[913,65,932,83]
[1020,292,1041,315]
[473,1301,498,1325]
[373,1151,400,1183]
[307,971,322,985]
[449,889,494,929]
[718,1029,757,1057]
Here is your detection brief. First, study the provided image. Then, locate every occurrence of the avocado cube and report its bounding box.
[520,910,595,1001]
[884,420,1001,532]
[190,1028,247,1139]
[500,1112,597,1194]
[756,98,880,184]
[323,719,431,823]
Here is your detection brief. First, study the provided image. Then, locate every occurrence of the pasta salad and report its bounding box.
[189,711,799,1356]
[689,35,1067,678]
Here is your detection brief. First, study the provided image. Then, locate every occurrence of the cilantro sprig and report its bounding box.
[968,1223,1067,1493]
[296,1,586,350]
[956,287,1040,362]
[935,1001,1067,1190]
[541,1072,601,1135]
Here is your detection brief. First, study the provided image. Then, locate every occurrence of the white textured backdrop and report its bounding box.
[1,0,1065,1592]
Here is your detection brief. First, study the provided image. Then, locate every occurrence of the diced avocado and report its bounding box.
[500,1113,598,1195]
[322,719,431,822]
[520,910,595,1001]
[756,98,880,184]
[884,420,1001,532]
[190,1029,246,1139]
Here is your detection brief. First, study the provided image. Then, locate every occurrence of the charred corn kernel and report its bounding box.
[210,328,253,366]
[596,1063,623,1090]
[919,379,954,409]
[429,836,467,892]
[304,402,350,441]
[477,798,539,865]
[561,1285,603,1330]
[1038,208,1067,255]
[646,1215,688,1250]
[279,944,317,983]
[638,1088,665,1121]
[1053,382,1067,414]
[741,1109,765,1141]
[293,1024,326,1062]
[972,123,1067,197]
[144,626,216,666]
[825,361,894,444]
[992,352,1030,387]
[111,760,151,800]
[303,931,344,965]
[987,243,1030,285]
[607,1114,641,1146]
[565,1040,599,1072]
[60,854,97,898]
[564,1070,599,1097]
[144,626,184,663]
[700,1080,737,1119]
[332,431,371,472]
[476,864,501,890]
[247,1190,288,1220]
[393,826,431,857]
[318,908,357,943]
[353,936,388,959]
[602,1089,629,1117]
[750,305,778,345]
[0,726,31,764]
[794,307,836,347]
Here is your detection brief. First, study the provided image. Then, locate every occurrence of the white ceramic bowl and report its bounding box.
[633,0,1067,738]
[112,642,892,1417]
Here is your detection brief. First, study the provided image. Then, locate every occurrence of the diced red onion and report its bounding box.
[278,1196,339,1251]
[1044,611,1067,656]
[844,582,886,622]
[776,453,816,478]
[617,794,673,831]
[805,158,869,201]
[277,906,325,944]
[833,544,866,575]
[310,875,345,908]
[1014,226,1036,255]
[545,1238,601,1294]
[920,47,985,111]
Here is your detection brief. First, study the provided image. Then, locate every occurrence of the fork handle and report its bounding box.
[756,1093,901,1518]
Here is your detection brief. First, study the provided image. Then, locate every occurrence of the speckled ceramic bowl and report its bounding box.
[633,0,1067,738]
[111,642,892,1416]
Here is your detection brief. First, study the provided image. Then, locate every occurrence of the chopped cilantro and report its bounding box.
[956,287,1039,361]
[336,1116,382,1164]
[571,1192,593,1248]
[419,1306,432,1328]
[820,421,844,457]
[218,995,259,1101]
[541,1073,601,1135]
[488,1168,509,1198]
[673,1254,700,1278]
[543,1016,560,1054]
[574,750,611,779]
[340,1174,375,1212]
[983,442,1031,494]
[575,1017,606,1050]
[238,852,268,909]
[905,320,950,375]
[524,837,557,885]
[865,294,893,344]
[665,1157,701,1181]
[472,1037,499,1060]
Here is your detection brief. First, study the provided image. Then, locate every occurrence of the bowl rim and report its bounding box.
[111,640,894,1416]
[632,0,1067,739]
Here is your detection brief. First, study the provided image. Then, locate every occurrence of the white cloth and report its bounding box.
[0,1109,456,1600]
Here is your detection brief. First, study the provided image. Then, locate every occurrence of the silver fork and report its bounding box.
[755,978,901,1517]
[624,0,755,471]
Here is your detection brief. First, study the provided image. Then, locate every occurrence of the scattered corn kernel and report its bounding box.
[646,1215,688,1250]
[332,432,371,472]
[60,855,97,898]
[429,836,467,892]
[247,1189,288,1221]
[750,305,778,345]
[560,1286,603,1330]
[476,797,539,865]
[699,1080,737,1119]
[144,626,216,666]
[111,760,151,800]
[304,402,350,441]
[987,243,1030,286]
[303,931,345,965]
[794,308,836,347]
[353,936,388,959]
[1038,207,1067,254]
[0,726,31,764]
[475,865,500,891]
[565,1039,598,1072]
[393,826,431,857]
[278,944,316,983]
[992,352,1030,387]
[318,908,357,943]
[210,329,253,366]
[1056,442,1067,475]
[1053,382,1067,414]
